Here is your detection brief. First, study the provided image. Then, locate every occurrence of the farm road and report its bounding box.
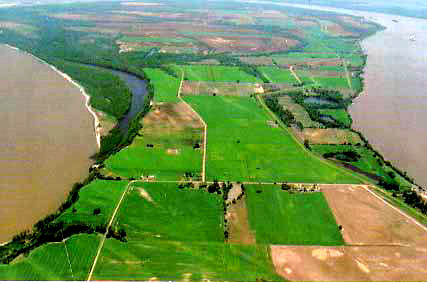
[177,67,207,182]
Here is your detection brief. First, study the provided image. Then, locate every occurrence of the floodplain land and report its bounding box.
[0,0,426,281]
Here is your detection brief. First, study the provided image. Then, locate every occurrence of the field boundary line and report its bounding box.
[177,68,207,182]
[87,181,137,281]
[289,66,302,84]
[342,59,353,89]
[63,241,74,280]
[363,185,427,233]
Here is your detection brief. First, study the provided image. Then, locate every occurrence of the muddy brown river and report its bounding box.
[0,45,97,242]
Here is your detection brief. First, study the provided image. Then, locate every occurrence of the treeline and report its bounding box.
[323,150,361,162]
[49,59,132,120]
[264,95,295,126]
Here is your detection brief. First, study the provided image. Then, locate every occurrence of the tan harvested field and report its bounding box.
[271,245,427,281]
[324,22,357,37]
[275,57,343,68]
[142,102,203,133]
[181,81,296,96]
[200,35,299,53]
[294,128,363,145]
[278,96,322,128]
[271,184,427,281]
[321,184,427,245]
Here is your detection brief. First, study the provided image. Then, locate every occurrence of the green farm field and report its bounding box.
[92,181,283,281]
[104,103,203,181]
[0,234,99,280]
[246,184,344,245]
[313,76,350,89]
[181,65,261,83]
[319,109,352,127]
[57,180,128,228]
[115,182,224,242]
[143,67,181,103]
[94,238,283,281]
[258,66,298,84]
[185,96,363,183]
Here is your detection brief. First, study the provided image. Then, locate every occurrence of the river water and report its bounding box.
[243,0,427,188]
[0,45,97,242]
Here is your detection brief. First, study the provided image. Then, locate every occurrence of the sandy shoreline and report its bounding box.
[4,44,101,149]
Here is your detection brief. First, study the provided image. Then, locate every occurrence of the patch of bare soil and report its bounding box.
[267,120,278,128]
[271,245,427,281]
[142,102,204,133]
[137,187,155,204]
[166,148,179,155]
[225,194,256,245]
[294,128,363,145]
[320,185,427,246]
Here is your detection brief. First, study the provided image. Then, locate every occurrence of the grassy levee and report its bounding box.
[181,65,262,83]
[56,180,129,229]
[92,182,283,281]
[246,185,344,245]
[0,234,99,280]
[103,103,203,181]
[114,182,224,242]
[258,66,298,84]
[185,95,363,183]
[143,67,181,103]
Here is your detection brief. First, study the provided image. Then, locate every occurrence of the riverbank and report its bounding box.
[4,44,101,148]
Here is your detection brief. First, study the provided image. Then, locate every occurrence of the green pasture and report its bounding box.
[104,121,203,181]
[143,67,180,102]
[57,180,128,228]
[312,76,350,89]
[246,184,344,245]
[258,66,298,84]
[184,96,362,183]
[94,239,283,281]
[181,65,261,83]
[0,234,99,280]
[115,182,223,242]
[319,109,352,127]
